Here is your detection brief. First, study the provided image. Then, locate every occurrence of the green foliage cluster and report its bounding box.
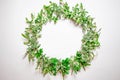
[22,0,100,79]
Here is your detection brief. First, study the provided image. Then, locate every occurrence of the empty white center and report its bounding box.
[39,20,83,59]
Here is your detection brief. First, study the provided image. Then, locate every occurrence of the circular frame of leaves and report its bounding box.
[22,0,100,79]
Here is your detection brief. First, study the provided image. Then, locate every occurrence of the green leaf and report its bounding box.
[31,13,34,20]
[72,62,81,73]
[80,3,83,10]
[52,16,58,23]
[48,58,59,75]
[50,58,58,64]
[21,33,28,39]
[35,48,43,58]
[25,18,31,23]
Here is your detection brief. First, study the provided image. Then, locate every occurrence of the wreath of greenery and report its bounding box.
[22,0,100,79]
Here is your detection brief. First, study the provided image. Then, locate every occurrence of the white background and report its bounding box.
[0,0,120,80]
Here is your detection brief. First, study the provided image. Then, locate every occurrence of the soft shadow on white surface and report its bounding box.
[0,0,120,80]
